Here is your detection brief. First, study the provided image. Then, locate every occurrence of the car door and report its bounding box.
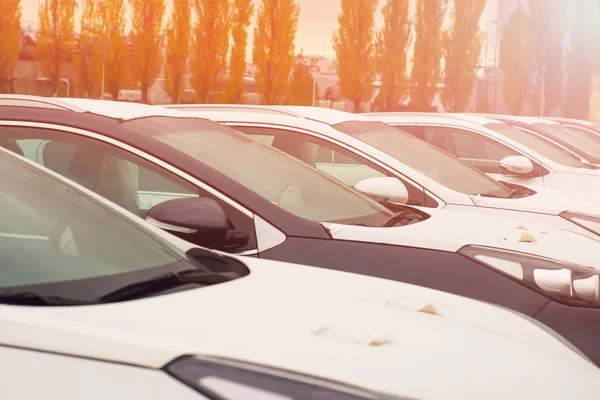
[0,124,263,255]
[417,125,547,187]
[231,125,440,208]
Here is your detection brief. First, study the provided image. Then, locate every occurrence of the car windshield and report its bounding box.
[333,120,513,198]
[486,123,589,168]
[0,150,217,301]
[123,117,394,226]
[533,123,600,164]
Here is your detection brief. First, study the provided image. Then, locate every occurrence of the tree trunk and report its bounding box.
[141,81,149,103]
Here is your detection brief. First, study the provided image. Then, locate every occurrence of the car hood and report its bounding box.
[0,258,598,400]
[469,187,600,216]
[323,207,600,268]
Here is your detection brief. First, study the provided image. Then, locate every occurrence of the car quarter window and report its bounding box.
[233,125,438,208]
[0,125,257,251]
[422,126,536,175]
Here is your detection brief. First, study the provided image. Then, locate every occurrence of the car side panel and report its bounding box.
[260,237,550,317]
[535,301,600,367]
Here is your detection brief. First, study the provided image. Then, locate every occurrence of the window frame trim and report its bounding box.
[226,121,447,209]
[411,122,553,179]
[0,120,291,255]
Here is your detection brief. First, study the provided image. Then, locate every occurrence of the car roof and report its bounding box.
[165,103,310,118]
[53,97,194,120]
[0,95,194,121]
[167,104,372,125]
[364,112,499,126]
[0,94,87,111]
[484,114,562,126]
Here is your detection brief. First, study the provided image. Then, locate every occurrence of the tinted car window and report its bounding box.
[123,117,395,227]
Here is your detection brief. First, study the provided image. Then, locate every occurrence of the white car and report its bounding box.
[480,114,600,166]
[5,97,600,366]
[368,112,600,196]
[167,104,600,240]
[2,146,599,400]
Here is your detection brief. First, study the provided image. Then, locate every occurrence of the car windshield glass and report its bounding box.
[0,150,209,298]
[533,123,600,164]
[487,123,588,168]
[123,117,394,226]
[333,120,513,197]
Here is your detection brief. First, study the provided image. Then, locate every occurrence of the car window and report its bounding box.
[0,149,191,291]
[0,125,258,252]
[122,117,394,227]
[334,121,515,198]
[533,123,600,164]
[235,126,438,207]
[423,126,525,175]
[486,123,589,168]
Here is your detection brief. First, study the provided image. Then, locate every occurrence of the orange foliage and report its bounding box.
[226,0,254,104]
[409,0,447,111]
[333,0,378,112]
[441,0,485,112]
[191,0,229,103]
[0,0,22,87]
[252,0,299,105]
[130,0,166,103]
[36,0,77,96]
[165,0,192,104]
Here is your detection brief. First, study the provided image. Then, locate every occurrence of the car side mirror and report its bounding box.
[354,177,409,204]
[499,156,534,175]
[146,197,230,249]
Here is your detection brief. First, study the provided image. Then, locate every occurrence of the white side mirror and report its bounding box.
[354,177,409,204]
[499,156,534,175]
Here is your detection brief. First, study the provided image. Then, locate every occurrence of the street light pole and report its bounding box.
[540,66,546,117]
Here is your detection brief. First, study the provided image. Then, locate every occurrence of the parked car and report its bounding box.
[3,97,600,365]
[550,117,600,135]
[170,104,600,240]
[364,112,600,196]
[484,115,600,165]
[7,147,598,399]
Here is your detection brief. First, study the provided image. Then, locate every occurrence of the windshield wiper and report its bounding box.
[383,211,424,227]
[0,291,94,306]
[478,193,499,198]
[99,269,240,303]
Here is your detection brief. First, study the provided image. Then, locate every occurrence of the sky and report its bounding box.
[20,0,491,60]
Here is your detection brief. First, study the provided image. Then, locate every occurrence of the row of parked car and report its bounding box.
[2,95,600,399]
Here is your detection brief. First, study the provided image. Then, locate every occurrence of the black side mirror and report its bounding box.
[146,197,230,249]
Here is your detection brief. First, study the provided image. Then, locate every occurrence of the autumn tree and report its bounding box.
[191,0,229,103]
[440,0,485,112]
[286,53,316,105]
[130,0,166,103]
[226,0,254,103]
[253,0,299,105]
[97,0,127,100]
[73,0,102,98]
[499,5,535,115]
[333,0,378,112]
[565,0,600,118]
[36,0,77,96]
[527,0,571,115]
[374,0,411,112]
[0,0,22,92]
[409,0,447,111]
[165,0,191,104]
